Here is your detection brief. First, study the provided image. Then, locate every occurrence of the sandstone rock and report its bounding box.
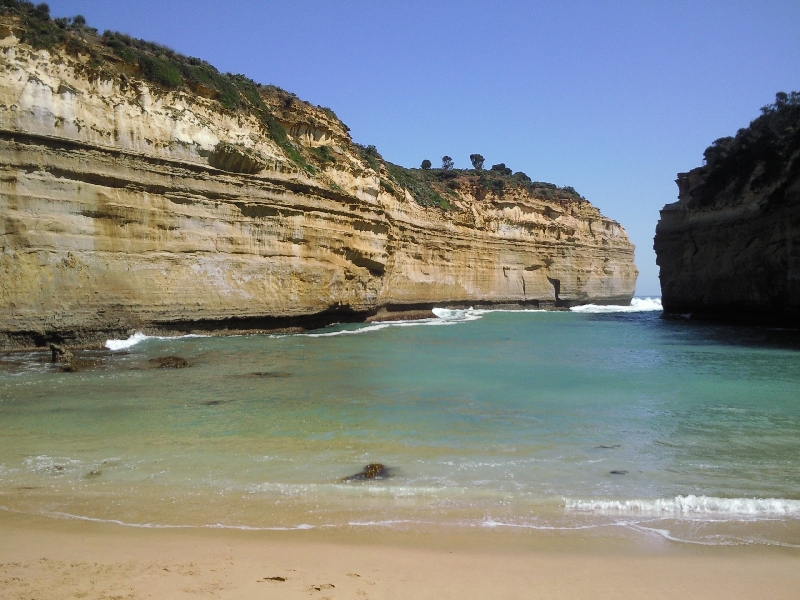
[209,141,267,174]
[50,344,72,363]
[0,18,637,349]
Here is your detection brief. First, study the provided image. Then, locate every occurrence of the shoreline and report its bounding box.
[2,511,798,599]
[0,299,581,352]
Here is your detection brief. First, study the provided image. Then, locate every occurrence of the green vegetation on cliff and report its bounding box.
[689,91,800,208]
[386,162,586,209]
[0,0,336,173]
[1,0,588,211]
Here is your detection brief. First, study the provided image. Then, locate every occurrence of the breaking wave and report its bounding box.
[565,495,800,518]
[569,297,662,314]
[106,299,661,346]
[105,332,208,351]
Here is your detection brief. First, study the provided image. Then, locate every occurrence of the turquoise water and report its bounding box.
[1,303,800,545]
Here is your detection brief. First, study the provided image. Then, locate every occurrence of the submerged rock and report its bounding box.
[61,358,103,372]
[343,463,391,481]
[149,356,189,369]
[247,371,293,378]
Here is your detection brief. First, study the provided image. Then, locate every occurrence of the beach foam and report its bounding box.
[569,297,662,313]
[565,495,800,517]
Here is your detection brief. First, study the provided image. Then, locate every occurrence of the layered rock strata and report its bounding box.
[654,95,800,325]
[0,26,637,349]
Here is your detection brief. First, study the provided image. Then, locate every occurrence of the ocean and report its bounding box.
[1,298,799,547]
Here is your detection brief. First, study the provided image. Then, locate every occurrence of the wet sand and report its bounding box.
[1,512,798,599]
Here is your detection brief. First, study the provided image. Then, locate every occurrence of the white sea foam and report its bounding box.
[104,332,208,350]
[106,299,659,346]
[300,308,482,338]
[565,495,800,517]
[569,297,662,314]
[430,307,484,322]
[301,319,449,338]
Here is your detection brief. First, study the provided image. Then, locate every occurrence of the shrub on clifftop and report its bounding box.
[687,91,800,208]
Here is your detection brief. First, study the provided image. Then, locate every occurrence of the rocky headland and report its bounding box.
[0,4,637,349]
[654,92,800,325]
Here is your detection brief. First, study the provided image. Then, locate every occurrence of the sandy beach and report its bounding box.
[1,512,798,599]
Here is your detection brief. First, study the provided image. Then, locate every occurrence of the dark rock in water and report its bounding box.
[50,344,73,363]
[609,470,628,475]
[596,444,621,449]
[149,356,189,369]
[61,358,103,372]
[343,463,391,481]
[85,469,102,478]
[0,359,24,372]
[247,371,293,378]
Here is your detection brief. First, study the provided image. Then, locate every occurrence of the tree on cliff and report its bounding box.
[693,90,800,207]
[491,163,512,176]
[420,159,431,170]
[441,156,454,171]
[470,154,485,170]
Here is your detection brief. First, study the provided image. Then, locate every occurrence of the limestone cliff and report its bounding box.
[654,92,800,325]
[0,7,636,348]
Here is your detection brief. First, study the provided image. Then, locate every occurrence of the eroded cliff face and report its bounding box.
[0,26,637,348]
[654,95,800,325]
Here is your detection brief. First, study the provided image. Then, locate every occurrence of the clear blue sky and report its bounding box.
[47,1,800,295]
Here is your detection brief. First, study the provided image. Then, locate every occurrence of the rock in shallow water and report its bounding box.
[61,358,104,372]
[50,344,73,364]
[149,356,189,369]
[343,463,391,481]
[246,371,293,378]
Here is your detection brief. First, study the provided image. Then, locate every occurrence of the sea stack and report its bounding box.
[654,92,800,325]
[0,10,637,349]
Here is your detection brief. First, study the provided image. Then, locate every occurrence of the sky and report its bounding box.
[46,1,800,295]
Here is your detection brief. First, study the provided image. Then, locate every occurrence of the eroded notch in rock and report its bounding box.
[209,141,267,174]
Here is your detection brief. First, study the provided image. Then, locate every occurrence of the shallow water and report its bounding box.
[1,300,799,546]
